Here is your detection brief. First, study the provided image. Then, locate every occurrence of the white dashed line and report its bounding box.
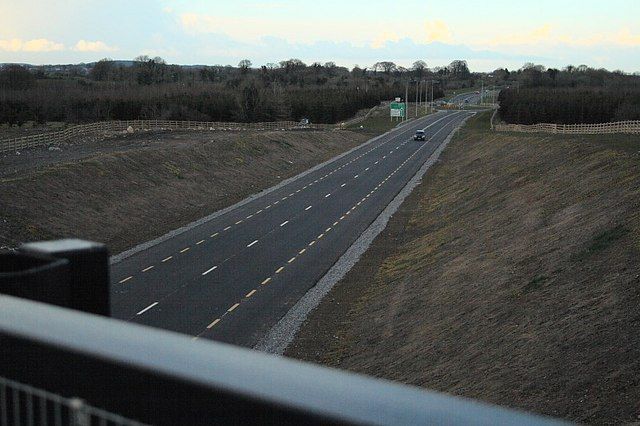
[228,303,240,312]
[119,276,132,284]
[280,220,289,227]
[305,205,312,211]
[325,193,331,198]
[202,265,218,276]
[142,265,154,272]
[137,302,158,316]
[247,240,258,248]
[246,289,257,298]
[196,240,205,245]
[261,277,272,285]
[354,174,359,178]
[341,183,346,187]
[299,248,306,255]
[276,267,285,273]
[211,232,219,238]
[223,226,231,231]
[180,247,190,253]
[162,256,173,262]
[207,319,220,329]
[288,257,296,263]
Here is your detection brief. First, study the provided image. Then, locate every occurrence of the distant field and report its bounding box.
[288,111,640,423]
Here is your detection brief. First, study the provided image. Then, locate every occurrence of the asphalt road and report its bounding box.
[450,92,481,105]
[110,110,472,347]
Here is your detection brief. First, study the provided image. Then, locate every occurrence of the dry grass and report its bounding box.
[287,112,640,424]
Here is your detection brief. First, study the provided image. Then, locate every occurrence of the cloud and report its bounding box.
[0,38,64,52]
[479,24,640,48]
[371,31,401,49]
[73,40,117,52]
[423,20,453,43]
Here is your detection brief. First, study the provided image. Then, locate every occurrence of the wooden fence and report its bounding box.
[0,120,337,154]
[493,120,640,135]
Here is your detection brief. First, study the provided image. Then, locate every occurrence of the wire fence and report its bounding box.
[493,120,640,135]
[0,376,147,426]
[0,120,337,154]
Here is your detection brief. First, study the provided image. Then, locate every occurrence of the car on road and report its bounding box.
[413,130,426,141]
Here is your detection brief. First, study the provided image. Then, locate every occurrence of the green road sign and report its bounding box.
[390,102,406,118]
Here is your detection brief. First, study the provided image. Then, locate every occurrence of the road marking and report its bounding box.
[246,214,254,219]
[325,193,331,198]
[162,256,173,262]
[274,200,280,205]
[207,319,220,329]
[340,215,346,220]
[247,240,258,248]
[288,257,296,263]
[256,209,263,214]
[235,220,243,225]
[196,240,205,245]
[282,196,288,200]
[261,277,272,285]
[137,302,158,316]
[228,303,239,312]
[180,247,190,253]
[341,183,346,187]
[280,220,289,227]
[265,205,272,209]
[365,167,369,171]
[202,265,218,275]
[276,266,285,274]
[289,193,294,197]
[354,174,359,178]
[223,226,231,231]
[333,221,338,226]
[142,265,154,272]
[299,248,306,255]
[318,233,324,239]
[374,161,379,164]
[211,232,219,238]
[305,205,312,211]
[245,289,257,298]
[119,276,132,284]
[309,240,316,246]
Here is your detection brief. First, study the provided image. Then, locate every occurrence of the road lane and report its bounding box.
[110,110,471,346]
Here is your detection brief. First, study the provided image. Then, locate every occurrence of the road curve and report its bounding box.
[110,110,472,347]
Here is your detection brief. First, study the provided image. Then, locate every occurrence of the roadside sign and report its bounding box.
[390,102,406,118]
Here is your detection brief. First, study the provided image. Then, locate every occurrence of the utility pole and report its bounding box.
[405,80,409,122]
[430,80,435,113]
[415,80,419,117]
[425,80,428,114]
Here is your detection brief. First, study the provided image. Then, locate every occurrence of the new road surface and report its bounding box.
[110,110,473,347]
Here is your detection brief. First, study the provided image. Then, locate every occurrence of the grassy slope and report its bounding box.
[287,112,640,423]
[0,130,368,253]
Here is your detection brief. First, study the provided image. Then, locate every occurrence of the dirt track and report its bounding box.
[287,112,640,424]
[0,129,368,253]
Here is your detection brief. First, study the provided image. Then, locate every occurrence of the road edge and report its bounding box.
[254,112,473,355]
[110,110,446,265]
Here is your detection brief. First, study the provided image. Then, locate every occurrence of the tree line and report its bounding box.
[496,64,640,124]
[0,57,456,126]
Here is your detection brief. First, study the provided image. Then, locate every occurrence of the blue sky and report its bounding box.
[1,0,639,72]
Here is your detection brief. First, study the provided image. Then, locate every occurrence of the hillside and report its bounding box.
[287,112,640,423]
[0,129,369,253]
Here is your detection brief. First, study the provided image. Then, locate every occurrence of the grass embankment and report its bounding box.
[0,130,369,253]
[288,112,640,423]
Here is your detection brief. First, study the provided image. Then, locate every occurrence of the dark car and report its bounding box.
[413,130,426,141]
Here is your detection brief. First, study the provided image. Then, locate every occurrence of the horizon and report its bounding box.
[1,1,639,73]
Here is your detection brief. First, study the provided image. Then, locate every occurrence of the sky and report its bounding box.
[1,0,639,72]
